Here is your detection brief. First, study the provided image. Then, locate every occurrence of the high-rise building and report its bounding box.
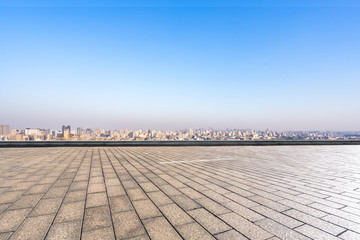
[64,129,70,139]
[0,125,10,136]
[77,127,83,136]
[86,128,92,136]
[62,125,71,135]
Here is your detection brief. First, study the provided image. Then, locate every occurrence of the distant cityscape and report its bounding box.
[0,124,360,141]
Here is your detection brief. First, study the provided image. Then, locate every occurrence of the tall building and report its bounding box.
[77,127,83,136]
[62,125,71,135]
[0,125,10,136]
[64,129,70,139]
[86,128,92,136]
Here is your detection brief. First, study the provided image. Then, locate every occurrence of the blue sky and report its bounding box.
[1,0,359,130]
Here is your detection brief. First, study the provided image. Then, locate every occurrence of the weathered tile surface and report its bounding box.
[0,146,360,239]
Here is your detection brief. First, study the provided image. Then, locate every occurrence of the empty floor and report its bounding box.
[0,146,360,240]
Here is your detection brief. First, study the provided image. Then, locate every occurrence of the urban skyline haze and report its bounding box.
[1,0,360,131]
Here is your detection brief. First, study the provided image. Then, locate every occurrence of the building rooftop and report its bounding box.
[0,146,360,240]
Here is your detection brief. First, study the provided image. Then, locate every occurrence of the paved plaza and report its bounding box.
[0,146,360,240]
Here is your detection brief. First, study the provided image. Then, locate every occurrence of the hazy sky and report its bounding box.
[1,0,360,131]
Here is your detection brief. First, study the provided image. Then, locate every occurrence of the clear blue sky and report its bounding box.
[1,0,359,131]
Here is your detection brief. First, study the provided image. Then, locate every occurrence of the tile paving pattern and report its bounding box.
[0,146,360,240]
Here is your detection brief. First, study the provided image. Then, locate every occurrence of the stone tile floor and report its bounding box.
[0,146,360,240]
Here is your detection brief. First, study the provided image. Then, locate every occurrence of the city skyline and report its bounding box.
[1,124,360,141]
[6,123,360,133]
[1,1,360,130]
[2,122,360,132]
